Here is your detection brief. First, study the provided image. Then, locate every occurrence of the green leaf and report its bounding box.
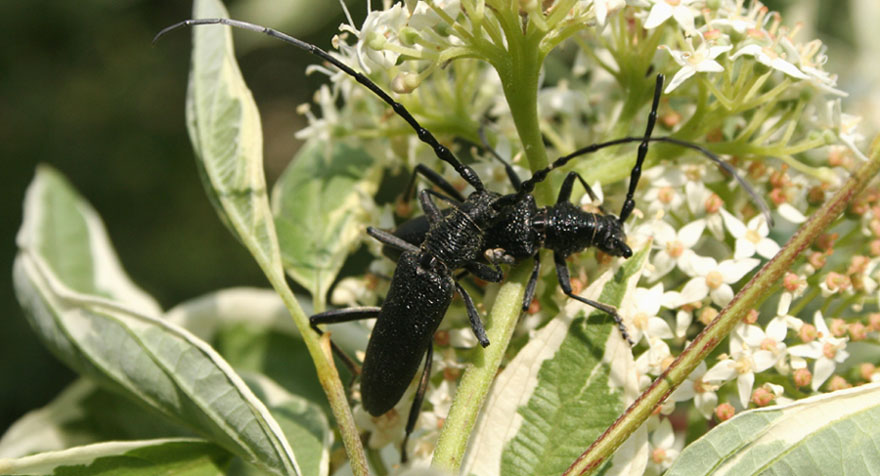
[463,247,651,476]
[165,287,369,411]
[239,374,332,476]
[0,379,189,459]
[14,168,300,476]
[272,139,382,306]
[0,438,231,476]
[15,165,160,315]
[666,381,880,475]
[185,0,282,274]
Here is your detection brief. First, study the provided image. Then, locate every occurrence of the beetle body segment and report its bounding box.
[360,250,454,416]
[544,202,632,258]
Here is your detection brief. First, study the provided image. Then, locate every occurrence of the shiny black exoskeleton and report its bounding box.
[156,17,771,463]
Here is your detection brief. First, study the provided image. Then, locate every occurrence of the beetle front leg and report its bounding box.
[552,253,634,346]
[455,282,490,347]
[522,257,541,311]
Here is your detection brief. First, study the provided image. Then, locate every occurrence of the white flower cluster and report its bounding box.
[297,0,878,469]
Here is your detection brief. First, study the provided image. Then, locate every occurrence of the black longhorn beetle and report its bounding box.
[155,17,772,462]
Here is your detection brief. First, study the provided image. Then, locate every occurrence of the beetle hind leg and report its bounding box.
[401,345,433,464]
[310,307,381,379]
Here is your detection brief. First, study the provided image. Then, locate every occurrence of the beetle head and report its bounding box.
[595,217,632,258]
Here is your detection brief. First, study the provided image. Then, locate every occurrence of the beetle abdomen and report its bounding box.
[361,251,454,416]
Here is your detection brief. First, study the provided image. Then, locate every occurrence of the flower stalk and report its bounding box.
[564,134,880,476]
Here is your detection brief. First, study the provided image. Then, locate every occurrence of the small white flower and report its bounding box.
[538,80,591,120]
[295,85,340,142]
[685,182,725,239]
[730,43,809,80]
[780,37,847,96]
[777,203,807,224]
[408,0,461,30]
[787,311,850,391]
[673,256,761,308]
[643,0,698,34]
[623,283,674,345]
[648,219,706,281]
[771,292,804,331]
[661,37,732,93]
[426,379,456,420]
[591,0,626,27]
[342,4,409,73]
[331,276,377,307]
[674,309,692,339]
[641,165,687,216]
[740,318,789,374]
[831,99,869,161]
[720,210,780,259]
[636,337,672,378]
[703,326,777,407]
[354,397,408,449]
[669,361,718,419]
[647,418,682,473]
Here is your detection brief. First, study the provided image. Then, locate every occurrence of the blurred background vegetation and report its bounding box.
[1,0,877,434]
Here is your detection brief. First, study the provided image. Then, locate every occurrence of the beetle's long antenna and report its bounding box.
[516,135,773,226]
[515,72,772,227]
[154,17,486,192]
[618,74,663,222]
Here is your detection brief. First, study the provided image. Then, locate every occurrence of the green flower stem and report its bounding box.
[432,261,531,473]
[494,29,553,204]
[264,269,369,476]
[563,135,880,476]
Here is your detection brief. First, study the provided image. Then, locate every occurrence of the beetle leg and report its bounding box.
[558,171,608,215]
[478,124,522,190]
[552,253,634,346]
[464,261,504,283]
[402,163,467,203]
[310,307,381,378]
[454,282,490,347]
[367,226,420,254]
[522,257,541,311]
[401,344,433,464]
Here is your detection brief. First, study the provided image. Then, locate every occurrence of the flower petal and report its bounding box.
[665,66,696,93]
[644,3,674,30]
[678,219,707,247]
[812,357,835,390]
[737,371,755,407]
[719,258,760,283]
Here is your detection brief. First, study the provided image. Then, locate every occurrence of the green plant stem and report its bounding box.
[494,32,552,204]
[563,135,880,476]
[264,268,369,476]
[432,261,531,473]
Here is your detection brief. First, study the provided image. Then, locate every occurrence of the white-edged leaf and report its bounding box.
[13,169,300,476]
[164,287,368,371]
[666,381,880,475]
[0,379,189,459]
[15,165,160,316]
[0,438,230,476]
[241,374,332,476]
[463,246,650,476]
[165,287,298,341]
[186,0,282,272]
[165,287,368,415]
[273,139,382,305]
